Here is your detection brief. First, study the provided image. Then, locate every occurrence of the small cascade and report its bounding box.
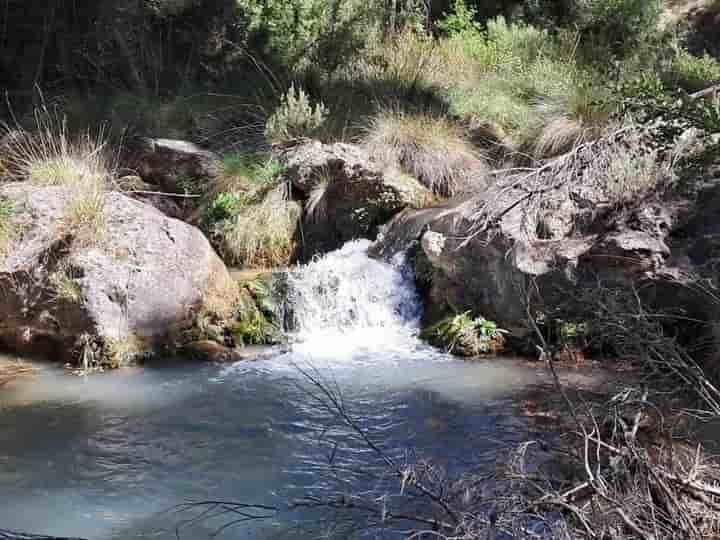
[284,239,423,354]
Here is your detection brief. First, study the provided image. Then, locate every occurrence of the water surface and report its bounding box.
[0,240,586,539]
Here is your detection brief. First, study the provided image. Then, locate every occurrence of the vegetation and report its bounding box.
[48,261,83,304]
[421,311,506,356]
[363,109,485,196]
[6,0,720,536]
[216,183,301,268]
[264,84,329,143]
[1,111,110,245]
[0,196,19,257]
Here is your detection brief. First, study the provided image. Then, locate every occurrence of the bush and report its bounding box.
[238,0,379,73]
[575,0,660,56]
[265,84,328,143]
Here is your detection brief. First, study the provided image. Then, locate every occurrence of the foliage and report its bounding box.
[221,152,284,186]
[204,192,245,228]
[237,0,377,73]
[421,311,505,356]
[265,84,329,143]
[664,46,720,93]
[202,153,284,229]
[435,0,481,36]
[572,0,661,57]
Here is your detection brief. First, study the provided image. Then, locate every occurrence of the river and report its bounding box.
[0,240,592,539]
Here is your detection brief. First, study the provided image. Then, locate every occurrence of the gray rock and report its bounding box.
[373,129,720,345]
[277,140,434,260]
[0,183,234,365]
[124,137,222,195]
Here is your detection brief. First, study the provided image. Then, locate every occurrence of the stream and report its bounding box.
[0,240,595,539]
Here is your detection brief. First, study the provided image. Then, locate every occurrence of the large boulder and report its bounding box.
[372,128,720,346]
[278,141,435,260]
[0,182,235,366]
[123,137,222,195]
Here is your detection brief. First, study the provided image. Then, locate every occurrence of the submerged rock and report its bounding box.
[0,182,235,366]
[278,140,434,260]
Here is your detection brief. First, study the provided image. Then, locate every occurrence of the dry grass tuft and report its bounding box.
[48,260,83,304]
[215,181,301,268]
[363,109,487,197]
[2,110,111,245]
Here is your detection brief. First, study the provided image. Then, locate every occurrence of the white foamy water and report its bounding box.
[283,239,425,359]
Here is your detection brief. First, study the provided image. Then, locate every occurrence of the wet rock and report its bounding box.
[278,140,434,260]
[0,182,235,366]
[183,340,243,362]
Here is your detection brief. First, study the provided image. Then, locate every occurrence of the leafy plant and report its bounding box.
[204,192,245,227]
[436,0,481,36]
[421,311,506,357]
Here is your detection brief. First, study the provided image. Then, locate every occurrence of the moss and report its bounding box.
[101,335,149,368]
[228,288,280,346]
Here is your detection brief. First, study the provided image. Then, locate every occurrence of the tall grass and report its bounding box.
[216,182,301,268]
[363,109,486,196]
[1,110,111,244]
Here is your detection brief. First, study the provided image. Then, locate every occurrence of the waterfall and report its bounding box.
[284,239,423,356]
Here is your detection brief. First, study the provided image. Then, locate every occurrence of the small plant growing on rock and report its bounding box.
[422,311,506,357]
[265,84,328,143]
[49,261,83,304]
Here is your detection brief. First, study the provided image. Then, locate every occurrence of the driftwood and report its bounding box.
[0,530,86,540]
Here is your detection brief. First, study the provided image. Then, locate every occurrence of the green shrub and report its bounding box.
[238,0,378,73]
[665,47,720,93]
[265,84,328,143]
[204,192,245,227]
[575,0,660,56]
[436,0,481,36]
